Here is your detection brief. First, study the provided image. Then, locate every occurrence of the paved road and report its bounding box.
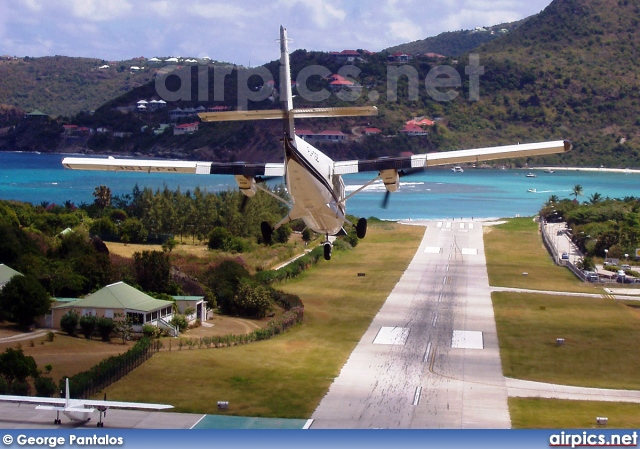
[310,220,510,428]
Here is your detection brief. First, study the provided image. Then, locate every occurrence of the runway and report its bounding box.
[310,220,510,428]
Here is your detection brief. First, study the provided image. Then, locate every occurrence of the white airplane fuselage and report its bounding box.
[285,135,345,236]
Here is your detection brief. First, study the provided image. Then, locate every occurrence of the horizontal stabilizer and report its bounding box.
[199,106,377,122]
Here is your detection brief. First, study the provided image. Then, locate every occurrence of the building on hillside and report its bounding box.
[363,127,382,135]
[388,52,412,63]
[172,296,207,323]
[329,49,361,63]
[0,264,21,290]
[400,123,427,136]
[173,122,199,135]
[327,74,362,93]
[50,281,178,335]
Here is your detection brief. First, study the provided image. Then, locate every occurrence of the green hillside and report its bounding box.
[1,0,639,168]
[0,56,155,117]
[384,20,526,57]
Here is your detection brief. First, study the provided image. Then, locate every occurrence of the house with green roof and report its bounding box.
[0,264,21,290]
[51,281,177,335]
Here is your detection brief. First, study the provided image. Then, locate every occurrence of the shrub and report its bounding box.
[142,324,157,338]
[79,315,97,339]
[96,317,115,342]
[60,310,79,336]
[34,376,57,397]
[170,315,189,333]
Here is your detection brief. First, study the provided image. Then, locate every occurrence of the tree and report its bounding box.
[0,275,50,329]
[572,184,584,201]
[60,310,79,336]
[113,313,134,345]
[119,218,148,243]
[231,281,273,318]
[0,348,38,391]
[34,376,57,397]
[93,185,112,210]
[133,250,171,293]
[589,192,603,204]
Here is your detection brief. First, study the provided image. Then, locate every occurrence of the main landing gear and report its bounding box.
[323,240,332,261]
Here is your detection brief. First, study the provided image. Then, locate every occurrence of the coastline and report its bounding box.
[530,166,640,174]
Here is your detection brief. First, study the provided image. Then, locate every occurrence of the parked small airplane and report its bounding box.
[0,378,173,427]
[62,26,571,260]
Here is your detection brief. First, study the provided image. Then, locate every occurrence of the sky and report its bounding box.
[0,0,554,66]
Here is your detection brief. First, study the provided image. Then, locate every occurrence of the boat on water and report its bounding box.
[527,188,537,193]
[526,173,537,178]
[544,168,554,173]
[451,166,464,173]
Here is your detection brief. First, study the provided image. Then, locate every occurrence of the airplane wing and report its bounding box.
[62,157,285,178]
[333,140,572,175]
[62,140,569,178]
[78,398,173,410]
[0,395,65,406]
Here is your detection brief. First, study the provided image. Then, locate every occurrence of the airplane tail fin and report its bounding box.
[65,378,70,407]
[197,26,378,130]
[279,25,294,113]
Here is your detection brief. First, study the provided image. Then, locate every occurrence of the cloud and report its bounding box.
[0,0,554,62]
[66,0,134,22]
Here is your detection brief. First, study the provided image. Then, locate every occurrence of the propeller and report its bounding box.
[380,168,425,209]
[238,176,278,212]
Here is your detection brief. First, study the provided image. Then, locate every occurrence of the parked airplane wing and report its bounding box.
[78,399,173,410]
[62,157,285,177]
[0,395,65,406]
[333,140,571,175]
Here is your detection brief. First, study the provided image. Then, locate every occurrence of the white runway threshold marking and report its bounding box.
[461,248,478,255]
[424,247,441,254]
[451,330,484,349]
[373,327,410,345]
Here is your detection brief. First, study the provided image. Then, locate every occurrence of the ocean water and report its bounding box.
[1,151,639,220]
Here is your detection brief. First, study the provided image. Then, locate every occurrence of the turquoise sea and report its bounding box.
[1,151,639,220]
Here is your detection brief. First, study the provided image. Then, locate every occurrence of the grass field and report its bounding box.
[493,292,640,390]
[96,222,425,417]
[484,218,597,293]
[509,398,640,428]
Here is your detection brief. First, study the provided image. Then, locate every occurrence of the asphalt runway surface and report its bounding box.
[310,220,511,428]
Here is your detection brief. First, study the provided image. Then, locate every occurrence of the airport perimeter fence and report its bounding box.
[540,217,587,282]
[62,337,162,399]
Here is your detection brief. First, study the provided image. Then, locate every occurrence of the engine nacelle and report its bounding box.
[380,169,400,193]
[234,175,257,197]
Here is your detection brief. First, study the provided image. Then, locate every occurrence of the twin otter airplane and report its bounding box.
[63,26,571,260]
[0,378,172,427]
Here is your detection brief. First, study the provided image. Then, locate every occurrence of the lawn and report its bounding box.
[493,292,640,390]
[484,218,597,293]
[509,398,640,428]
[96,222,425,417]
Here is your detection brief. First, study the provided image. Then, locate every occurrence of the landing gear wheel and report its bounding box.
[323,242,332,261]
[54,419,61,425]
[356,217,367,239]
[97,422,104,427]
[261,221,273,245]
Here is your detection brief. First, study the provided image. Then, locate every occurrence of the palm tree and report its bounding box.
[547,194,559,205]
[571,184,583,201]
[588,192,602,204]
